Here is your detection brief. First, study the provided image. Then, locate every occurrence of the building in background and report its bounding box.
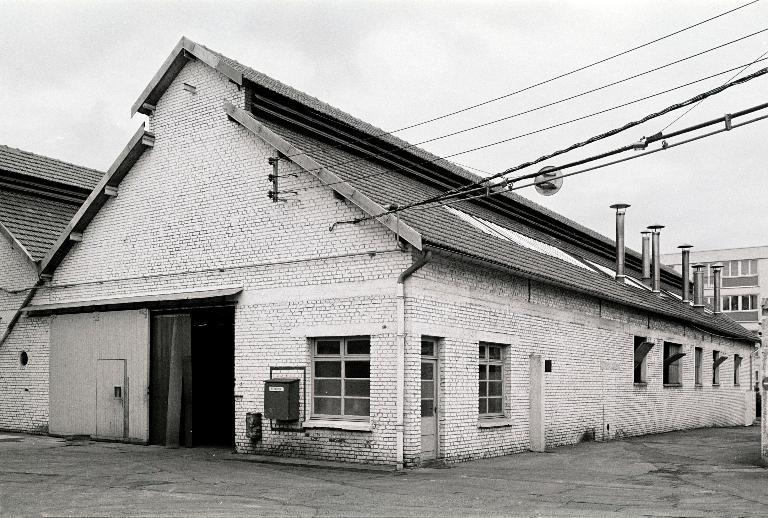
[661,246,768,333]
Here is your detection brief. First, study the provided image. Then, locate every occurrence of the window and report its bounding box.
[312,337,370,419]
[713,350,721,385]
[663,342,684,386]
[479,343,505,417]
[633,336,652,384]
[722,294,758,311]
[734,355,742,386]
[723,259,757,277]
[694,347,703,386]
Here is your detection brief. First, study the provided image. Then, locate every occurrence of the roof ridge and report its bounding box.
[0,143,103,175]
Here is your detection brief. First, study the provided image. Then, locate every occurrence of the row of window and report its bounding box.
[310,336,743,421]
[634,336,742,387]
[704,294,758,311]
[700,259,758,286]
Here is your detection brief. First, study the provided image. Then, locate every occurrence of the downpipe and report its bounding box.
[395,250,432,470]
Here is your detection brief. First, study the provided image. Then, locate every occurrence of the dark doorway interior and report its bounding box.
[149,306,235,448]
[190,307,235,447]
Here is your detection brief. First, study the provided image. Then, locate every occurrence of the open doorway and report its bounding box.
[149,306,235,447]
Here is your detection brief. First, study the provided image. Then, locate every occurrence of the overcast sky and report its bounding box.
[1,0,767,255]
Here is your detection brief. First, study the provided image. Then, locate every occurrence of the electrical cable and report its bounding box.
[266,0,760,163]
[658,48,768,133]
[337,65,768,225]
[290,57,768,194]
[277,29,768,187]
[420,112,768,210]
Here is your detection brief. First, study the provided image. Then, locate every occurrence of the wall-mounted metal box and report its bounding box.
[264,378,300,420]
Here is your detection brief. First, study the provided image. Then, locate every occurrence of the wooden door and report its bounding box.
[420,359,438,460]
[96,360,126,439]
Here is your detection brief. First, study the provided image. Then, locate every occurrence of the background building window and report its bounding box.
[312,337,370,419]
[663,342,684,386]
[479,343,505,417]
[694,347,703,386]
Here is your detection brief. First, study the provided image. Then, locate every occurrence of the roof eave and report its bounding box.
[39,125,155,277]
[422,240,758,344]
[131,36,243,117]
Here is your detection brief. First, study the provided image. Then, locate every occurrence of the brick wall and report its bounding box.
[0,236,49,433]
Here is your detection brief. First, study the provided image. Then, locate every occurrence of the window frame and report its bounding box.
[713,350,721,386]
[734,354,742,386]
[694,347,703,386]
[633,336,652,385]
[478,342,506,419]
[311,336,371,421]
[662,341,683,387]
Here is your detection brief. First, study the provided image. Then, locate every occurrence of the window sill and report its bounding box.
[303,419,372,432]
[633,382,647,388]
[478,417,512,428]
[713,383,720,388]
[663,383,682,388]
[694,383,703,389]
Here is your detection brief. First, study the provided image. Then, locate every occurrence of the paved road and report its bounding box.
[0,426,766,516]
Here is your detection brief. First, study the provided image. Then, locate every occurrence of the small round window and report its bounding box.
[20,351,28,367]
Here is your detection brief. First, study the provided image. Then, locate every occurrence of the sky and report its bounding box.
[1,0,767,255]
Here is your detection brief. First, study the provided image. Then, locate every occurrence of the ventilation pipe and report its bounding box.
[641,231,652,286]
[712,264,723,314]
[692,264,705,309]
[610,203,630,283]
[647,224,664,293]
[678,244,693,303]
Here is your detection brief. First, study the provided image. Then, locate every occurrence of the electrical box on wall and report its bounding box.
[264,378,300,420]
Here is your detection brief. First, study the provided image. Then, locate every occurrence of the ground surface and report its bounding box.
[0,426,766,517]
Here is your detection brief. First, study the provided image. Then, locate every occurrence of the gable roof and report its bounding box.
[0,145,104,262]
[93,37,755,342]
[0,144,103,191]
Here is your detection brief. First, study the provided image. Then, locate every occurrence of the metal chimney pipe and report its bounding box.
[647,224,665,293]
[678,244,693,303]
[692,264,705,309]
[610,203,630,282]
[712,264,723,314]
[641,231,651,285]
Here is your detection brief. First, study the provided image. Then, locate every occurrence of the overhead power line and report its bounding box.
[337,66,768,226]
[289,56,767,194]
[282,29,767,187]
[269,0,759,164]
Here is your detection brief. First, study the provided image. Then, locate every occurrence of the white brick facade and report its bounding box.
[0,57,755,466]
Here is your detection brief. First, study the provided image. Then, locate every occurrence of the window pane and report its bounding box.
[750,259,757,274]
[421,380,434,399]
[345,379,370,397]
[742,260,750,275]
[316,340,341,355]
[315,361,341,378]
[421,340,435,356]
[731,260,739,276]
[489,346,502,360]
[421,399,434,417]
[479,365,487,380]
[741,295,750,310]
[488,364,502,380]
[314,397,341,415]
[722,297,730,311]
[479,381,487,397]
[488,381,503,396]
[421,362,434,380]
[751,295,758,309]
[479,345,486,359]
[345,361,370,378]
[487,398,503,414]
[315,379,341,396]
[344,398,370,416]
[478,399,487,415]
[346,339,370,355]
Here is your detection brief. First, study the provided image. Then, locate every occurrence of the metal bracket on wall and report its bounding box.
[268,365,306,432]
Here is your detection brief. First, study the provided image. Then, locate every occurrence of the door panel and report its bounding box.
[420,359,437,460]
[96,360,126,439]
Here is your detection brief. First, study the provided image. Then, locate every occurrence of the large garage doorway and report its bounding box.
[149,306,235,447]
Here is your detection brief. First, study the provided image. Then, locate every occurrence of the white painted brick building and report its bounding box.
[0,38,758,467]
